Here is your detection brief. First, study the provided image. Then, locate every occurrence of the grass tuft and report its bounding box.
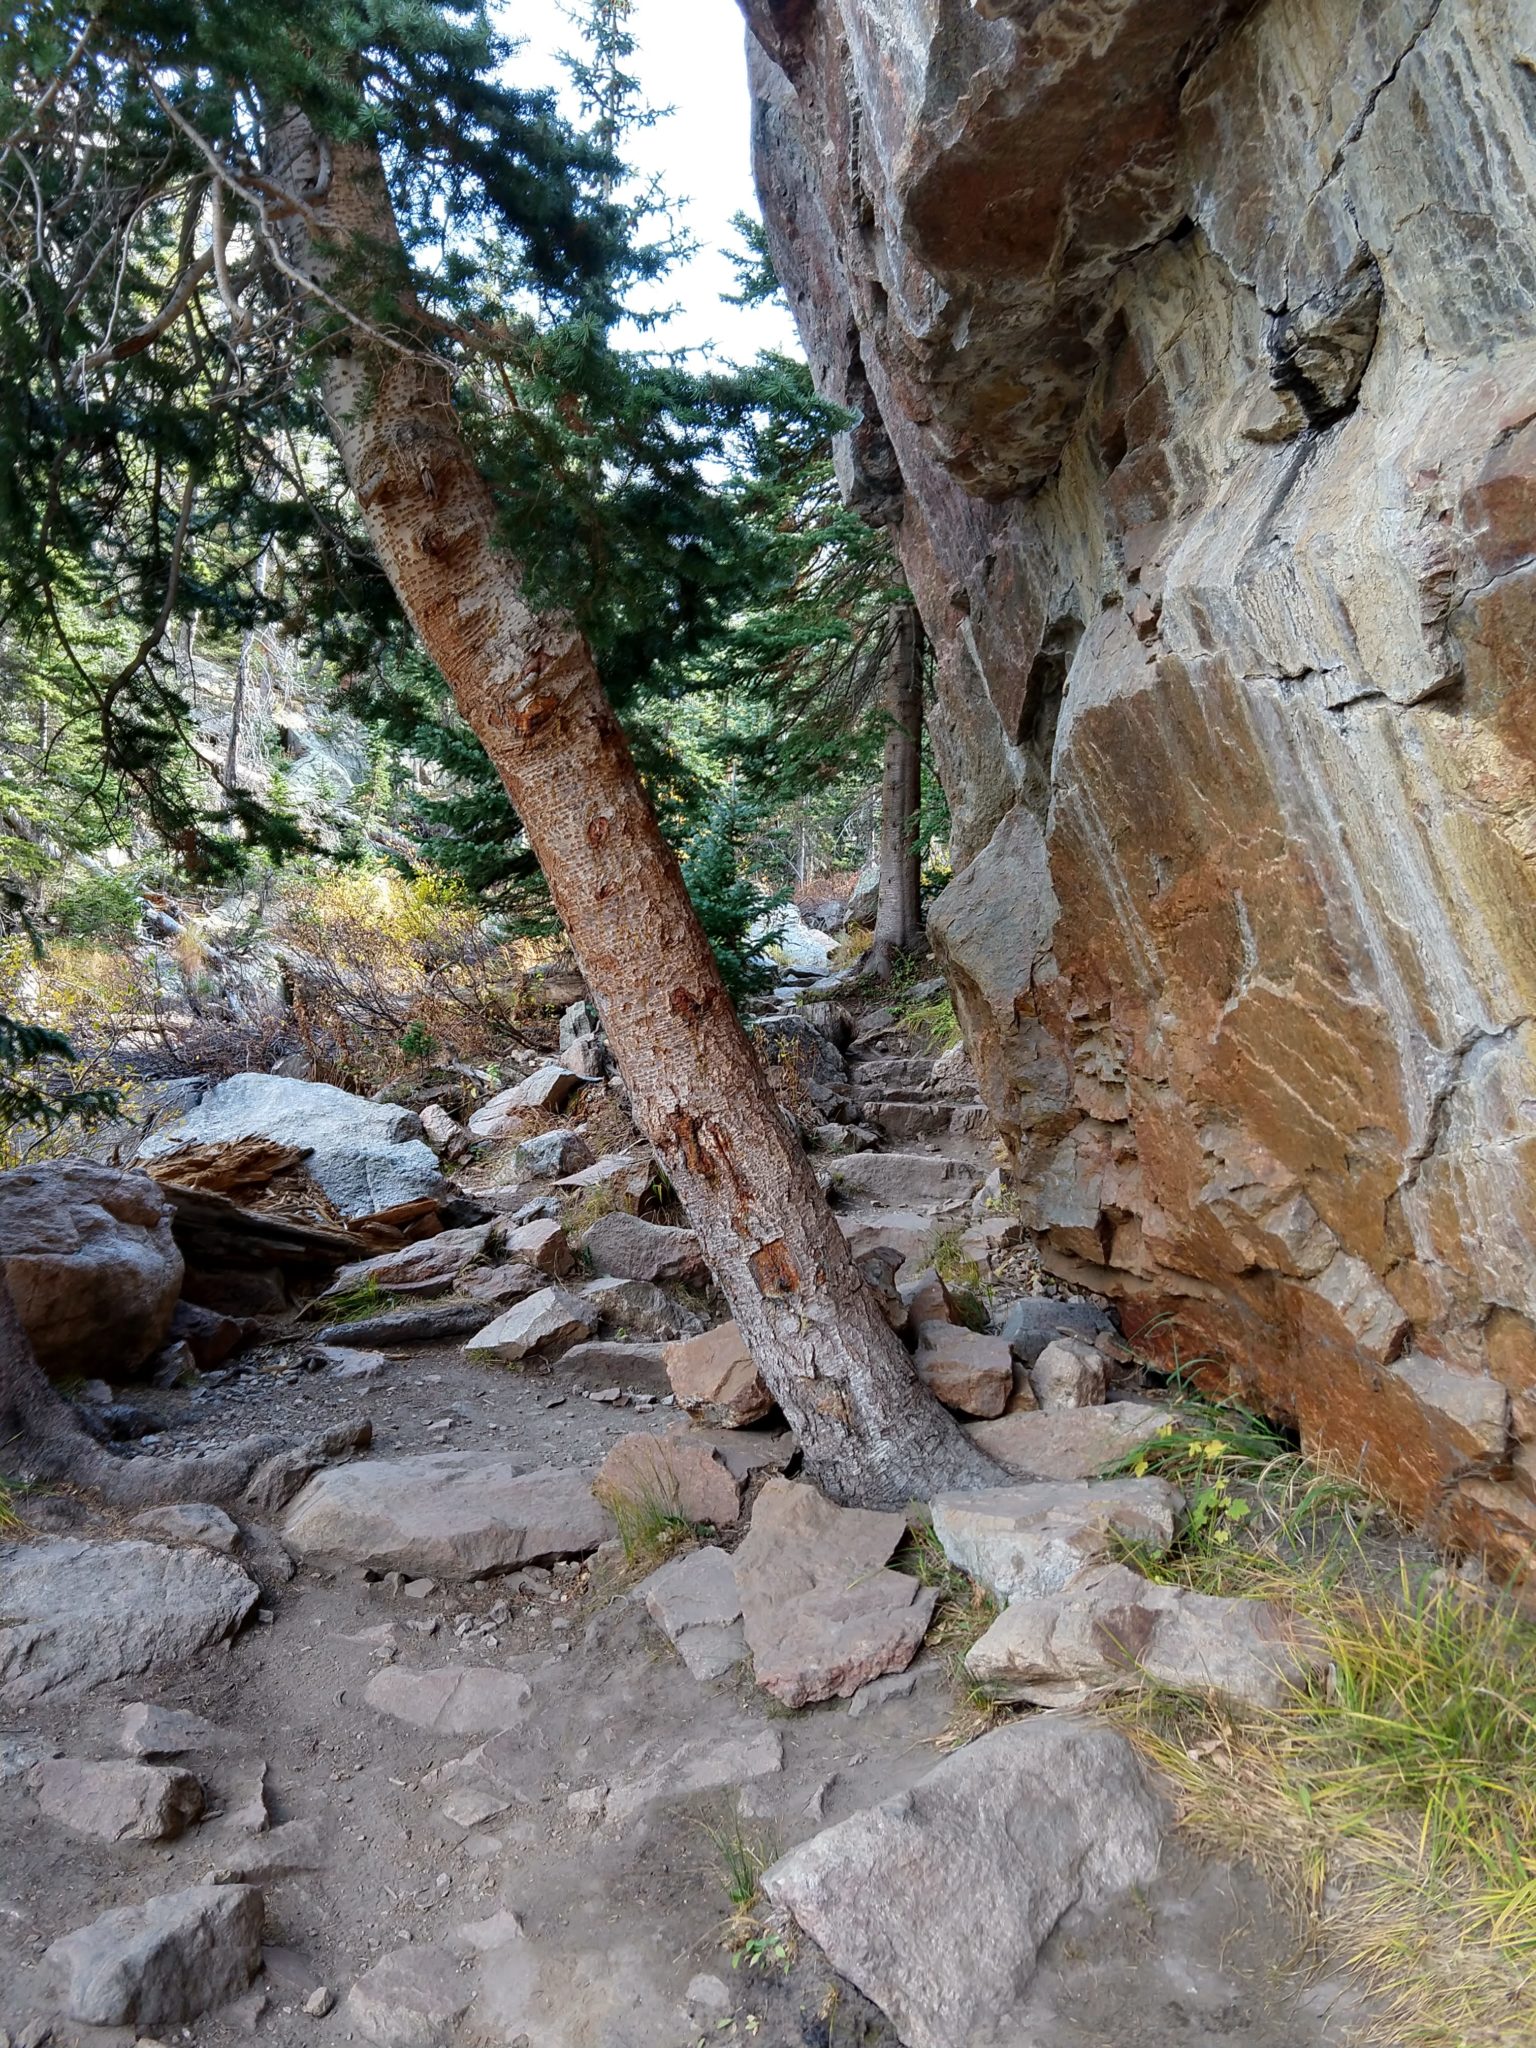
[895,1515,1008,1745]
[0,1478,20,1535]
[593,1472,713,1569]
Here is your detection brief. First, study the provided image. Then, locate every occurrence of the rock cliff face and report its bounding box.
[744,0,1536,1562]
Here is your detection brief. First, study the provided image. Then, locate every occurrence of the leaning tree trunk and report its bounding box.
[868,604,925,982]
[275,123,994,1504]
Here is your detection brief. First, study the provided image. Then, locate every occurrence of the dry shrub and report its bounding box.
[274,867,545,1088]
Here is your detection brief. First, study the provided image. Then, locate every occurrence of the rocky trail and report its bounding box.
[2,980,1375,2047]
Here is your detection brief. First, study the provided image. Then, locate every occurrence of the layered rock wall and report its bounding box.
[744,0,1536,1561]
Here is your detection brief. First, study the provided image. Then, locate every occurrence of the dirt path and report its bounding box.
[0,996,1369,2047]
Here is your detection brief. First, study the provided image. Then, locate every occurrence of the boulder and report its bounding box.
[579,1211,708,1285]
[912,1321,1014,1418]
[125,1503,240,1553]
[853,1243,907,1330]
[558,1338,668,1392]
[281,1455,611,1577]
[419,1102,469,1158]
[168,1298,246,1370]
[1030,1336,1108,1411]
[45,1883,263,2027]
[138,1072,449,1221]
[964,1402,1172,1481]
[456,1260,542,1308]
[930,1479,1184,1604]
[664,1321,774,1427]
[634,1544,746,1680]
[0,1161,182,1378]
[512,1128,594,1179]
[733,1478,937,1707]
[966,1561,1328,1710]
[36,1757,204,1841]
[839,1208,936,1266]
[325,1223,495,1297]
[762,1719,1164,2048]
[999,1296,1115,1367]
[462,1285,592,1363]
[0,1539,259,1704]
[845,861,880,927]
[363,1665,534,1736]
[594,1431,744,1530]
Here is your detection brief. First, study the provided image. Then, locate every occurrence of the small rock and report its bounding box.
[664,1321,774,1428]
[594,1431,744,1530]
[462,1286,592,1364]
[1029,1337,1108,1412]
[930,1479,1184,1604]
[500,1217,574,1275]
[0,1540,258,1705]
[302,1986,335,2017]
[686,1973,733,2019]
[912,1322,1014,1418]
[125,1504,241,1554]
[44,1883,263,2027]
[512,1128,594,1179]
[846,1667,921,1718]
[282,1456,611,1578]
[634,1544,746,1680]
[998,1296,1114,1367]
[35,1759,203,1842]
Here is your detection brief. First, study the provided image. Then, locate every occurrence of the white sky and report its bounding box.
[507,1,801,365]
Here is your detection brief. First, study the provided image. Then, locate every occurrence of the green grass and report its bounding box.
[1103,1428,1536,2044]
[896,988,961,1051]
[592,1473,713,1568]
[894,1515,1006,1741]
[0,1478,20,1535]
[316,1274,400,1324]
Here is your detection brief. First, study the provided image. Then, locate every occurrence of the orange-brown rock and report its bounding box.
[663,1321,774,1429]
[748,0,1536,1567]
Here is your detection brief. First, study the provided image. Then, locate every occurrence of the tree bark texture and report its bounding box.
[276,123,994,1503]
[869,604,924,981]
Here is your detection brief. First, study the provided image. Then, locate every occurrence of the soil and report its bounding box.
[0,997,1370,2048]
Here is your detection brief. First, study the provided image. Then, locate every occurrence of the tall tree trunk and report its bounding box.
[868,604,925,982]
[275,122,995,1504]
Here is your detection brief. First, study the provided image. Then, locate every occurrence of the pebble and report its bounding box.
[302,1987,334,2017]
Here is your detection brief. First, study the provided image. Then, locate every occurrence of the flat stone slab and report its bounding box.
[579,1211,707,1284]
[0,1539,259,1704]
[966,1561,1328,1710]
[734,1479,937,1707]
[363,1665,534,1736]
[282,1455,611,1578]
[762,1718,1164,2048]
[634,1544,747,1680]
[600,1725,783,1825]
[343,1942,473,2047]
[964,1402,1173,1481]
[998,1295,1115,1365]
[930,1478,1183,1603]
[45,1882,263,2027]
[828,1151,979,1210]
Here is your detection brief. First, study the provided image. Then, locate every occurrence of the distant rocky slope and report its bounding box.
[743,0,1536,1563]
